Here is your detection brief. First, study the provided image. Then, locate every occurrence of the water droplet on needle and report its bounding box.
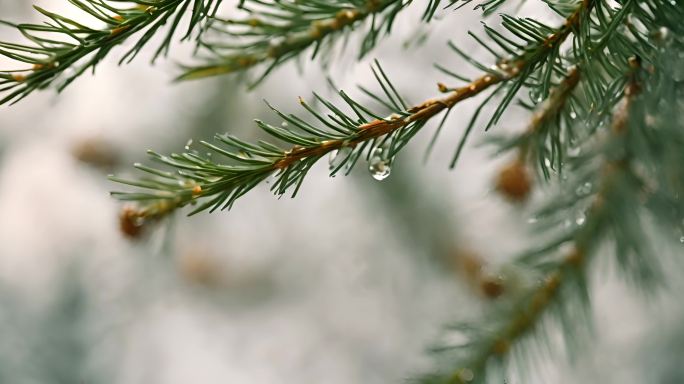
[368,146,392,181]
[328,146,353,174]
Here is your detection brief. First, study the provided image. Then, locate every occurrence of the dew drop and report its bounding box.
[458,368,474,382]
[490,63,510,78]
[488,66,501,77]
[673,64,684,82]
[281,121,289,128]
[368,146,392,181]
[657,26,670,42]
[185,139,193,151]
[575,212,586,226]
[443,330,469,347]
[58,67,77,88]
[328,146,353,173]
[497,62,510,72]
[529,89,543,103]
[679,236,684,244]
[575,182,592,196]
[568,146,581,157]
[269,37,285,48]
[569,111,577,120]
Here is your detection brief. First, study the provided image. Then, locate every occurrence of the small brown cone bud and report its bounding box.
[480,276,505,299]
[495,159,532,202]
[192,185,202,196]
[179,252,222,288]
[457,250,483,278]
[119,207,144,239]
[72,137,119,170]
[565,247,585,267]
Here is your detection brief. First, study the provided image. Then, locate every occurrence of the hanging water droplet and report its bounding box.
[281,121,289,128]
[569,111,577,120]
[185,139,193,151]
[269,36,285,48]
[575,212,586,226]
[657,26,670,42]
[529,89,543,103]
[368,146,392,181]
[679,236,684,244]
[568,146,581,157]
[58,66,78,89]
[575,182,592,196]
[328,146,353,173]
[489,63,513,79]
[544,158,552,168]
[443,329,469,347]
[458,368,474,382]
[673,64,684,82]
[369,160,391,181]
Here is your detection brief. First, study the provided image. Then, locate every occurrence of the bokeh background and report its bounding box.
[0,1,683,383]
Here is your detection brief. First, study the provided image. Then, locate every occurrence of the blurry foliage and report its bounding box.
[0,265,112,384]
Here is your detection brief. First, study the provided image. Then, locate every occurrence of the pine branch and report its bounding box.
[483,0,666,182]
[0,0,222,104]
[444,0,598,167]
[177,0,412,82]
[110,61,504,224]
[421,1,684,373]
[179,0,512,83]
[493,66,581,201]
[419,55,652,384]
[110,0,597,232]
[0,0,492,102]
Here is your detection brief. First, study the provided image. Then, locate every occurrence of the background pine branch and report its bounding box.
[0,0,222,104]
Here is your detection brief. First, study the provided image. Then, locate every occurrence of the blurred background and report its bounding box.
[0,1,682,383]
